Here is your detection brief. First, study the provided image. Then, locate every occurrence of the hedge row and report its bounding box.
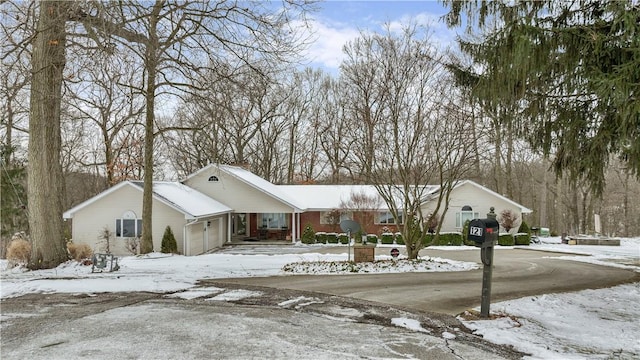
[311,231,531,246]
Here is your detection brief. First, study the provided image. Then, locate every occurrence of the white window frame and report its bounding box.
[456,210,479,228]
[375,211,404,225]
[115,218,143,238]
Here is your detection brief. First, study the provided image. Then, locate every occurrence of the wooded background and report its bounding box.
[2,1,639,261]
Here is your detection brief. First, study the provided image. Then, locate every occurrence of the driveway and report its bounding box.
[213,248,640,315]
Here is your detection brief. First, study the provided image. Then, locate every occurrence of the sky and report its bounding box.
[2,237,639,358]
[302,0,458,70]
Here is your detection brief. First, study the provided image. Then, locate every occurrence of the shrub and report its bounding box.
[498,234,515,246]
[67,242,93,261]
[326,233,338,244]
[301,224,316,244]
[161,226,178,253]
[6,236,31,266]
[518,220,530,235]
[394,232,404,245]
[366,234,378,244]
[338,233,349,244]
[514,233,531,245]
[422,233,434,246]
[436,232,463,246]
[315,232,327,244]
[380,233,394,244]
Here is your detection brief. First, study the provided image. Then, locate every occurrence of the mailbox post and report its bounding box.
[467,207,499,318]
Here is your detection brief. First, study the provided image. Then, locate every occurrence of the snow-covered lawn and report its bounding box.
[1,237,639,359]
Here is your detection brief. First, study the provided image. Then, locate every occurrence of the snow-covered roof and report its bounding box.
[279,184,441,211]
[131,181,232,219]
[63,181,231,220]
[279,185,385,211]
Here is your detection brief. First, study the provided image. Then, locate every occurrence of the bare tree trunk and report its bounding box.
[140,2,162,254]
[27,0,69,269]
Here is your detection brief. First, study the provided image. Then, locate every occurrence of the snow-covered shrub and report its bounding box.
[394,232,404,245]
[338,233,349,244]
[380,232,394,244]
[315,232,327,244]
[514,233,531,245]
[326,232,338,244]
[67,241,93,262]
[498,233,515,246]
[366,234,378,244]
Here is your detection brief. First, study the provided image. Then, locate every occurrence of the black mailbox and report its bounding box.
[468,218,499,246]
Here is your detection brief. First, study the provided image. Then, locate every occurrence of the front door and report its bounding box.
[234,213,247,236]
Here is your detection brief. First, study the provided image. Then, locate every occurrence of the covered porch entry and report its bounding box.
[231,212,300,243]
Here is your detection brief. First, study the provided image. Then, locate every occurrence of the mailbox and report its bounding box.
[468,218,499,246]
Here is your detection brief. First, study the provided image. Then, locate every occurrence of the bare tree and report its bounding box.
[341,25,465,258]
[72,0,314,254]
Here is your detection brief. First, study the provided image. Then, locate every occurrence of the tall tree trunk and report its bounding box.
[27,1,69,269]
[140,1,163,254]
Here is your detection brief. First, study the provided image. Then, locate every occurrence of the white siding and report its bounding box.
[70,185,187,256]
[421,183,524,233]
[185,170,293,213]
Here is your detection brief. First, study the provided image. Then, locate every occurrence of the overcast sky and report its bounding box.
[302,0,458,71]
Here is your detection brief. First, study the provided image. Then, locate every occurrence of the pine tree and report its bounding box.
[161,226,177,254]
[443,0,640,194]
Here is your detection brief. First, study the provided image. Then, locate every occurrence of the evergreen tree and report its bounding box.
[161,226,178,254]
[443,0,640,194]
[301,224,315,244]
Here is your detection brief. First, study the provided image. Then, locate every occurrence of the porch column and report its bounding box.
[227,213,232,243]
[291,210,296,243]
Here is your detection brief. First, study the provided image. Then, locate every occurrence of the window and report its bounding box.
[320,210,352,225]
[208,175,219,182]
[456,205,479,228]
[116,218,142,237]
[376,211,403,224]
[258,213,288,229]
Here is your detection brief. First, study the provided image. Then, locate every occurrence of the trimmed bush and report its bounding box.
[315,232,327,244]
[380,233,394,244]
[301,224,315,244]
[338,233,349,244]
[67,242,93,261]
[6,238,31,266]
[161,226,178,253]
[498,234,515,246]
[422,233,434,246]
[436,232,463,246]
[394,232,404,245]
[326,233,338,244]
[514,233,531,245]
[366,234,378,244]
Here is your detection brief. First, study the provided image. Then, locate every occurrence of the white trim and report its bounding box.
[63,181,232,220]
